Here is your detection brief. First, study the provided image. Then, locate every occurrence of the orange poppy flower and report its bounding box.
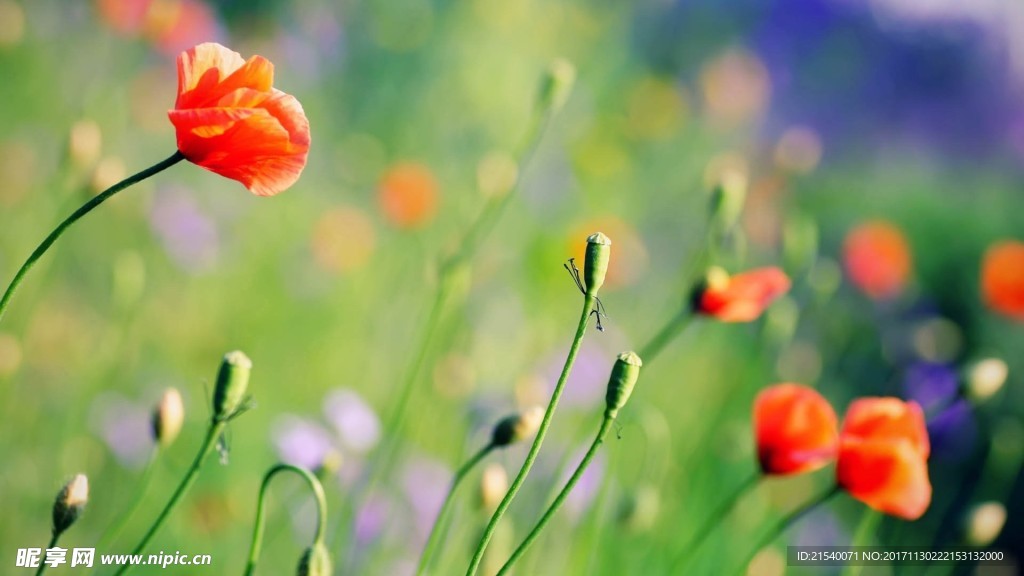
[842,221,912,299]
[168,42,310,196]
[754,383,838,475]
[836,398,931,520]
[981,241,1024,320]
[694,266,790,322]
[377,162,438,228]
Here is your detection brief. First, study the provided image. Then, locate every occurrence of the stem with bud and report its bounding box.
[244,464,329,576]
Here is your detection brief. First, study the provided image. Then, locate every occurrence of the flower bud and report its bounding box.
[152,388,185,448]
[967,358,1008,402]
[296,541,332,576]
[583,232,612,296]
[605,351,643,419]
[707,169,747,233]
[479,463,509,512]
[537,58,576,115]
[315,450,344,481]
[213,350,252,420]
[491,406,544,447]
[52,474,88,536]
[963,501,1006,546]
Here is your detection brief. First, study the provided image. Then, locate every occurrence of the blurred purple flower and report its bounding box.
[354,491,395,547]
[543,342,612,409]
[903,362,958,413]
[149,185,220,273]
[271,415,336,470]
[927,399,978,462]
[561,446,606,521]
[401,455,452,545]
[89,392,152,469]
[323,388,381,453]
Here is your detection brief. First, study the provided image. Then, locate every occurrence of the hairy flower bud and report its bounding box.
[537,58,576,115]
[52,474,88,536]
[605,352,643,419]
[583,232,612,296]
[491,406,544,447]
[152,388,185,448]
[296,541,332,576]
[213,350,252,420]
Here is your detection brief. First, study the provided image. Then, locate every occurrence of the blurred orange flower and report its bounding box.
[981,240,1024,320]
[754,383,838,476]
[377,163,438,228]
[168,42,311,196]
[694,267,790,322]
[836,398,931,520]
[842,221,912,299]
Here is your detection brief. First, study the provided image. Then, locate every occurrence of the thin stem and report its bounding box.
[244,464,329,576]
[840,509,882,576]
[466,293,596,576]
[0,151,185,324]
[416,443,495,576]
[670,471,760,572]
[34,533,59,576]
[497,415,614,575]
[734,485,840,576]
[97,449,160,550]
[112,419,225,576]
[639,309,693,364]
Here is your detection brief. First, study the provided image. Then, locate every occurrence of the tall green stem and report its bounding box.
[466,293,596,576]
[639,310,693,364]
[244,464,329,576]
[671,471,760,572]
[417,443,495,576]
[0,151,184,324]
[113,419,225,576]
[497,415,614,575]
[734,485,840,576]
[34,533,59,576]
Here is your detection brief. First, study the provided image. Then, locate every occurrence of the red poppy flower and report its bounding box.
[694,267,790,322]
[754,384,839,475]
[168,42,310,196]
[842,221,912,299]
[981,241,1024,321]
[836,398,931,520]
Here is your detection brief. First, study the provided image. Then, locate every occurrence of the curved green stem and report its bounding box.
[416,443,495,576]
[113,418,225,576]
[0,151,184,324]
[244,464,329,576]
[734,485,840,576]
[671,471,760,572]
[466,293,596,576]
[497,415,614,575]
[97,449,159,550]
[639,309,693,364]
[34,533,59,576]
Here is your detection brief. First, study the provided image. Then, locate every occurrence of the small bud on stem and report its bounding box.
[491,406,544,447]
[584,232,612,297]
[152,388,184,448]
[605,351,643,419]
[213,350,252,421]
[52,474,89,537]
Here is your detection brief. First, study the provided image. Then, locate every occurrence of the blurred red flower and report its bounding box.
[754,383,838,475]
[836,398,931,520]
[842,221,912,299]
[694,267,790,322]
[168,43,311,196]
[377,163,439,229]
[981,240,1024,320]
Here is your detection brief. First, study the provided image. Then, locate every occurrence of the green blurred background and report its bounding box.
[1,0,1023,574]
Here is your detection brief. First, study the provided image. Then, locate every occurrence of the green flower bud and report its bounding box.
[213,350,252,420]
[296,541,332,576]
[605,351,642,419]
[707,170,747,233]
[537,58,576,115]
[152,388,185,448]
[491,406,544,447]
[583,232,612,296]
[52,474,88,536]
